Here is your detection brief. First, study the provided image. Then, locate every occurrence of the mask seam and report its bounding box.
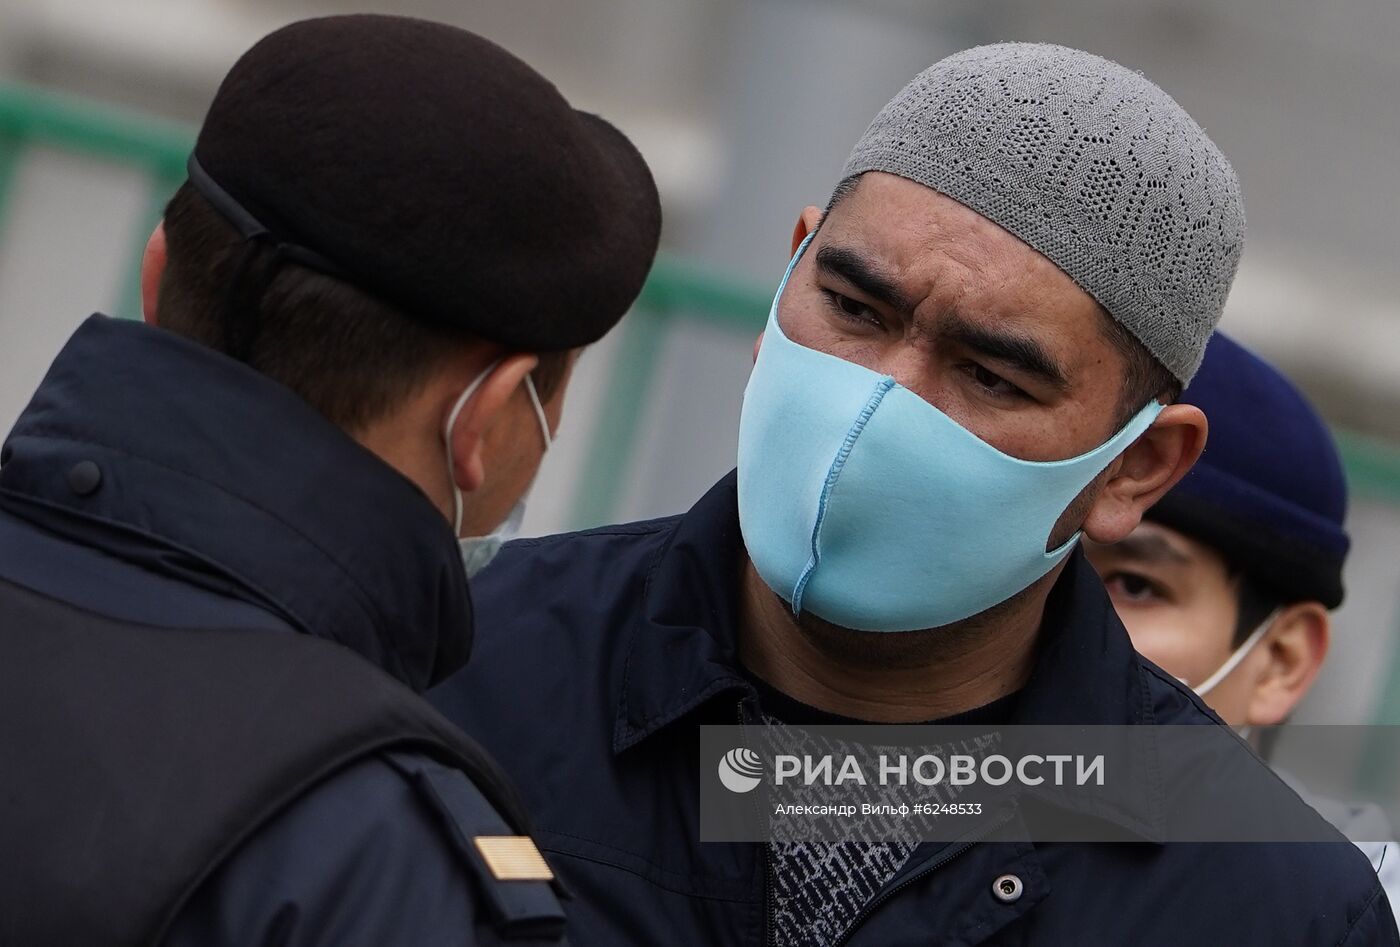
[790,377,896,615]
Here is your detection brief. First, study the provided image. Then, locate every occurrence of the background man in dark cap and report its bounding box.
[432,43,1397,944]
[1084,330,1400,908]
[0,14,659,946]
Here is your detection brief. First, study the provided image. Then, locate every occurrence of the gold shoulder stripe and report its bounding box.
[472,835,555,881]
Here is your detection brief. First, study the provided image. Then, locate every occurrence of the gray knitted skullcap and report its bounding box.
[842,43,1244,384]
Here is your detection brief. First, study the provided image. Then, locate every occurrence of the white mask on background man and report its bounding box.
[442,362,553,578]
[1188,608,1280,698]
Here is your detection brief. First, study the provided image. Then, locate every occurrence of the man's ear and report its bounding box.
[1081,403,1208,544]
[1245,604,1330,726]
[445,353,539,495]
[790,205,824,255]
[769,205,824,362]
[141,222,168,326]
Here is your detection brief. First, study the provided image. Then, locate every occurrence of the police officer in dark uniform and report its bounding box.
[0,14,660,946]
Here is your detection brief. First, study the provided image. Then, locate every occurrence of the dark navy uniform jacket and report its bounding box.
[430,473,1398,946]
[0,316,564,946]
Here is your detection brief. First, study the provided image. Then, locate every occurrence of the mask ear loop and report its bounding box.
[523,374,553,450]
[1039,398,1166,561]
[445,362,553,536]
[1192,608,1281,698]
[444,359,504,536]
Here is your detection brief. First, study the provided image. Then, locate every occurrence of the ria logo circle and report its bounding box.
[718,747,764,793]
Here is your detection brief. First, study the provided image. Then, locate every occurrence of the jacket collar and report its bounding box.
[614,471,1164,839]
[614,473,752,751]
[0,315,472,691]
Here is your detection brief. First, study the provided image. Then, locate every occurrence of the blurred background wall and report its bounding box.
[0,0,1397,724]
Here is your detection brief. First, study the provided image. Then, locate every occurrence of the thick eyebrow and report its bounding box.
[1105,532,1192,566]
[937,312,1070,392]
[815,244,911,312]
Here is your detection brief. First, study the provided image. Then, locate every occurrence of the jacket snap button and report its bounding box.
[67,460,102,497]
[992,873,1023,903]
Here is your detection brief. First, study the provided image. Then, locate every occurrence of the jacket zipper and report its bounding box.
[831,808,1016,947]
[736,699,778,947]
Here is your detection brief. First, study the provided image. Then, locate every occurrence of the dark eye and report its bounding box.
[965,362,1025,399]
[822,290,879,326]
[1104,572,1163,603]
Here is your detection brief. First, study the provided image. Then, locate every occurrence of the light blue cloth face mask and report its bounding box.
[737,236,1164,632]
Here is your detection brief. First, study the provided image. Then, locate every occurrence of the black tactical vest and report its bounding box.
[0,577,545,945]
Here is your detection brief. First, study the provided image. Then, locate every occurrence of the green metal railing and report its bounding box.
[0,83,190,320]
[4,80,1400,723]
[7,79,1399,515]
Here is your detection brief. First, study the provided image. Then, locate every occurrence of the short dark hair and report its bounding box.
[824,173,1180,428]
[823,174,862,217]
[1098,314,1182,428]
[1230,566,1283,648]
[158,182,571,432]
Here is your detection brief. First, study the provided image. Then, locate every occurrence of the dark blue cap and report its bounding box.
[1147,332,1349,608]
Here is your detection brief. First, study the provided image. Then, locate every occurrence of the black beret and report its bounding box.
[191,14,662,351]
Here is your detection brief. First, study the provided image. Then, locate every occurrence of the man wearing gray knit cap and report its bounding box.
[430,43,1399,945]
[841,41,1243,385]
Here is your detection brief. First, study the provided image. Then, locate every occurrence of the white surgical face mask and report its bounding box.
[1187,608,1281,699]
[457,499,528,579]
[443,365,553,578]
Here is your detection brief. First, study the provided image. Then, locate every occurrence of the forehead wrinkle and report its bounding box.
[828,178,1098,374]
[903,222,1056,324]
[814,242,912,312]
[930,309,1071,391]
